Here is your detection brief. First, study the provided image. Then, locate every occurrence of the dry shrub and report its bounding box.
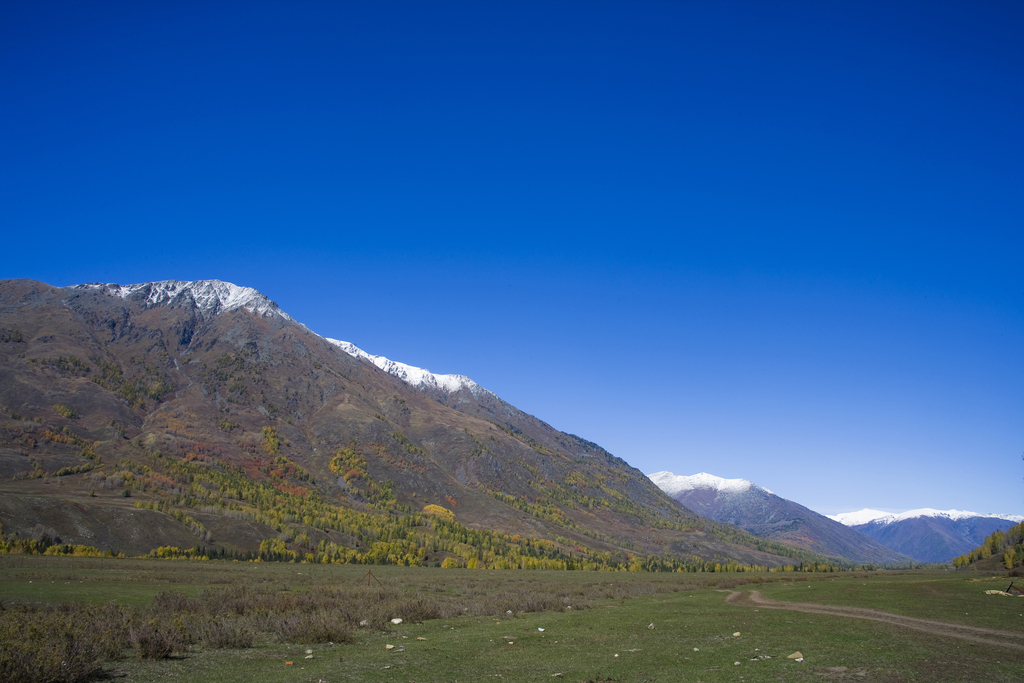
[151,590,197,614]
[131,618,191,659]
[269,610,353,643]
[133,625,174,659]
[484,589,580,616]
[195,616,254,649]
[0,603,131,683]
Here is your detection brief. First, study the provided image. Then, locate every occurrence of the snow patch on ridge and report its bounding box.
[72,278,495,400]
[648,471,771,497]
[830,508,1024,527]
[327,339,489,397]
[74,280,292,321]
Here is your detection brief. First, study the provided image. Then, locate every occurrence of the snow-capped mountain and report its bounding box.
[68,279,535,428]
[327,339,489,398]
[830,508,1024,526]
[648,471,911,564]
[72,280,293,322]
[648,472,769,498]
[3,276,773,565]
[829,508,1024,563]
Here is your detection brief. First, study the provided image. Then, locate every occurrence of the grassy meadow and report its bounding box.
[1,556,1022,682]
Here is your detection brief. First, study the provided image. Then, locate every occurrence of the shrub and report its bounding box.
[131,618,190,659]
[52,404,78,419]
[196,616,254,649]
[0,603,131,683]
[270,611,353,644]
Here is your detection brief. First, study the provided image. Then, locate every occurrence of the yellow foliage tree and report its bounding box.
[423,504,455,522]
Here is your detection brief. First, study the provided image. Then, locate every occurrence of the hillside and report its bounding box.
[0,278,817,569]
[950,519,1024,574]
[649,471,912,565]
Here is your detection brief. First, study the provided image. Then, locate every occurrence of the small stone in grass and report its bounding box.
[386,644,395,650]
[648,623,655,630]
[733,632,741,637]
[734,662,741,666]
[391,618,403,625]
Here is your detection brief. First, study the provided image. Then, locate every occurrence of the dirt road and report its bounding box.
[726,590,1024,651]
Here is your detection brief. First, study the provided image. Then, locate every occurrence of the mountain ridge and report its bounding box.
[831,508,1024,563]
[0,278,820,569]
[71,280,294,322]
[649,471,770,497]
[831,508,1024,526]
[328,339,488,398]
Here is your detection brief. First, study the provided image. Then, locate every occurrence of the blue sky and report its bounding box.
[2,1,1021,515]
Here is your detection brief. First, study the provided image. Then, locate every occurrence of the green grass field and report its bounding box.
[1,557,1022,682]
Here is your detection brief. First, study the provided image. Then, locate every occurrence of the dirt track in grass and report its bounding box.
[726,590,1024,651]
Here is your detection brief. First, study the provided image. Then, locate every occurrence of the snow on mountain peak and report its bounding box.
[73,279,496,399]
[827,509,894,526]
[327,339,488,397]
[830,508,1024,526]
[73,280,292,321]
[648,471,770,497]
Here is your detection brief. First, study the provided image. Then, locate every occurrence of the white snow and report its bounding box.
[830,508,1024,527]
[827,509,894,526]
[327,339,489,397]
[74,280,292,321]
[648,471,772,497]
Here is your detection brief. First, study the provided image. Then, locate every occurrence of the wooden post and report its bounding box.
[363,569,384,587]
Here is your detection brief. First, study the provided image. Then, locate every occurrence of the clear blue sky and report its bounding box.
[2,1,1021,515]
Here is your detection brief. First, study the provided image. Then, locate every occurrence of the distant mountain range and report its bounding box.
[648,472,912,565]
[830,509,1024,563]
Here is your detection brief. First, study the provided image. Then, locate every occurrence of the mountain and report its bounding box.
[648,471,912,564]
[830,508,1024,563]
[0,278,814,568]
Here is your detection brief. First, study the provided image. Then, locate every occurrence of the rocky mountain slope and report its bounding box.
[649,471,912,564]
[0,278,815,568]
[830,509,1024,563]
